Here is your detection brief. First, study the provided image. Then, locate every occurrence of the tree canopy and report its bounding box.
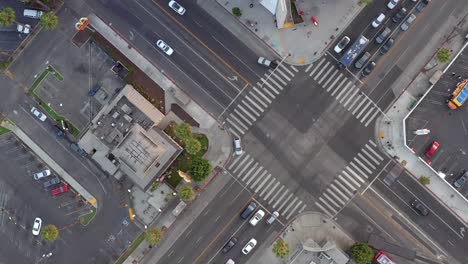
[272,239,290,259]
[41,224,59,241]
[40,12,58,30]
[189,156,212,182]
[0,7,16,27]
[178,184,195,201]
[350,242,374,264]
[145,227,164,246]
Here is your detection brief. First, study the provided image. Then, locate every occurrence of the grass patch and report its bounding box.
[79,207,97,226]
[166,170,183,189]
[115,232,146,264]
[0,58,12,71]
[48,65,64,81]
[0,126,10,135]
[194,133,209,157]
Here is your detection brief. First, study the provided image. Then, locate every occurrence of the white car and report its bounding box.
[168,0,186,15]
[334,36,350,53]
[32,217,42,236]
[242,238,257,255]
[17,23,31,34]
[249,209,265,226]
[234,138,242,156]
[31,107,47,122]
[156,40,174,56]
[387,0,399,9]
[33,169,51,180]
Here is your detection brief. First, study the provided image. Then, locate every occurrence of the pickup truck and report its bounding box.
[257,57,278,69]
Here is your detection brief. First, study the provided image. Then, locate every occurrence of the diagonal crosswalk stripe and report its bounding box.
[309,57,325,76]
[330,184,350,202]
[356,101,373,119]
[230,154,249,171]
[318,66,335,85]
[368,139,377,147]
[267,185,284,203]
[268,74,286,90]
[345,166,365,183]
[253,86,272,104]
[360,106,375,124]
[228,128,240,139]
[350,162,368,179]
[272,189,289,208]
[276,192,294,212]
[241,162,258,181]
[261,78,280,95]
[357,153,376,170]
[331,78,348,96]
[248,91,268,108]
[343,88,359,108]
[339,84,356,104]
[251,170,268,189]
[364,110,380,127]
[290,65,299,72]
[335,82,353,101]
[341,171,361,188]
[323,192,343,208]
[237,105,256,122]
[322,69,339,88]
[282,197,299,215]
[278,63,295,76]
[351,97,368,115]
[237,158,254,176]
[245,96,264,113]
[361,148,380,165]
[353,156,373,174]
[233,109,253,125]
[241,100,260,117]
[366,143,383,161]
[305,63,314,73]
[286,200,304,219]
[338,175,357,191]
[226,118,244,135]
[273,68,291,81]
[326,73,344,92]
[346,94,362,111]
[257,83,276,99]
[313,61,331,80]
[256,173,272,193]
[259,179,276,197]
[245,166,263,185]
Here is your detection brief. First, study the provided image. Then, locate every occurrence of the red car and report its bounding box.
[51,183,69,196]
[424,141,440,159]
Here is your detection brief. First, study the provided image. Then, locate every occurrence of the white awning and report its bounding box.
[260,0,278,14]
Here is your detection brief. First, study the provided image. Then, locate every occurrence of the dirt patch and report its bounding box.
[171,104,199,127]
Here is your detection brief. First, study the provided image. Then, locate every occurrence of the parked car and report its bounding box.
[401,14,416,31]
[257,57,278,69]
[249,209,265,226]
[156,40,174,56]
[70,143,87,157]
[387,0,399,9]
[17,23,31,34]
[416,0,430,12]
[362,61,376,76]
[225,259,235,264]
[411,199,429,216]
[222,237,237,253]
[23,9,43,19]
[240,202,257,219]
[43,177,61,188]
[453,171,467,189]
[372,13,386,28]
[334,36,351,53]
[376,27,391,44]
[266,211,279,225]
[354,52,371,69]
[51,183,69,196]
[241,238,257,255]
[168,0,186,15]
[380,38,395,54]
[31,107,47,122]
[233,138,243,156]
[32,217,42,236]
[424,141,439,159]
[392,7,407,23]
[33,169,51,180]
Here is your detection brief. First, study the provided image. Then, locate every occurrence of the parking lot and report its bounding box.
[0,133,91,263]
[405,46,468,198]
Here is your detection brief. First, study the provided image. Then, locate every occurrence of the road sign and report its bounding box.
[75,17,89,31]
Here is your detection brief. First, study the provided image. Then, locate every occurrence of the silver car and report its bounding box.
[168,0,186,15]
[31,107,47,122]
[401,14,416,31]
[156,40,174,56]
[354,52,371,69]
[33,169,51,180]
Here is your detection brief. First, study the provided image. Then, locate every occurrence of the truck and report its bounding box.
[257,57,278,69]
[374,251,396,264]
[448,79,468,109]
[338,35,369,69]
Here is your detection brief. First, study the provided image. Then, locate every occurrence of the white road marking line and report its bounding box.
[290,65,299,72]
[356,100,373,119]
[335,82,353,101]
[233,109,253,125]
[343,87,359,108]
[245,96,264,112]
[330,184,350,202]
[268,74,286,90]
[272,67,291,81]
[272,189,289,208]
[261,86,276,99]
[345,166,365,183]
[286,200,304,219]
[358,153,379,170]
[338,175,357,191]
[282,196,298,215]
[251,170,268,189]
[359,105,375,123]
[245,165,263,185]
[305,63,314,73]
[248,91,268,108]
[326,73,343,92]
[315,201,334,217]
[368,139,377,147]
[241,162,258,181]
[342,171,361,188]
[256,173,272,193]
[334,180,354,197]
[226,118,244,134]
[331,77,348,96]
[267,185,285,203]
[264,182,281,200]
[364,110,380,127]
[322,69,339,88]
[276,192,294,211]
[237,104,256,122]
[313,61,330,80]
[318,66,335,85]
[350,162,368,179]
[237,159,254,177]
[228,127,241,139]
[365,143,384,160]
[229,114,249,130]
[259,178,276,197]
[361,148,380,165]
[253,86,272,103]
[351,96,368,115]
[298,204,307,214]
[241,100,260,117]
[261,78,280,95]
[319,196,338,211]
[227,154,247,170]
[279,63,295,76]
[346,94,362,111]
[309,57,325,76]
[339,84,356,104]
[354,156,374,173]
[323,192,343,208]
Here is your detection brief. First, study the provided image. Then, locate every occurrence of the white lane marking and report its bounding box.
[309,57,326,76]
[237,104,256,122]
[253,86,273,103]
[248,91,268,108]
[350,161,369,179]
[229,113,249,130]
[322,69,339,88]
[326,73,343,92]
[313,61,331,80]
[286,200,303,219]
[231,154,250,173]
[282,196,298,215]
[264,182,281,200]
[250,170,268,189]
[241,100,260,117]
[346,166,365,183]
[267,185,285,203]
[255,173,272,193]
[259,177,276,197]
[365,143,384,160]
[246,166,263,185]
[245,96,264,113]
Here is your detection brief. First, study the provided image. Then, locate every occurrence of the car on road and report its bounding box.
[240,201,257,219]
[17,23,31,34]
[401,14,416,31]
[354,52,370,69]
[424,141,439,159]
[31,107,47,122]
[43,177,61,188]
[411,199,429,216]
[372,13,386,28]
[380,38,395,54]
[156,40,174,56]
[376,27,391,44]
[32,217,42,236]
[416,0,430,12]
[387,0,399,9]
[453,171,467,189]
[249,209,265,226]
[33,169,51,180]
[241,238,257,255]
[51,183,69,196]
[222,237,237,253]
[362,61,376,76]
[392,7,407,23]
[266,211,279,224]
[168,0,186,15]
[334,36,350,53]
[225,259,235,264]
[257,57,278,69]
[234,138,242,156]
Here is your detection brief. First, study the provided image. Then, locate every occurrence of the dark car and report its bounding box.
[362,61,376,76]
[43,177,61,188]
[380,38,395,54]
[392,7,407,23]
[453,171,467,189]
[375,27,391,44]
[240,202,257,219]
[416,0,430,12]
[222,237,237,253]
[411,199,429,216]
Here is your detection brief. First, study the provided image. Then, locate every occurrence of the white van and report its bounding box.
[23,9,44,19]
[225,259,235,264]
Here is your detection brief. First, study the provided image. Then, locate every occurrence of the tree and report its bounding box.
[178,184,195,201]
[175,123,192,143]
[40,12,58,30]
[0,7,16,27]
[41,224,59,241]
[232,7,242,17]
[189,156,212,182]
[350,242,374,264]
[359,0,373,5]
[436,48,451,63]
[419,176,430,185]
[145,227,164,246]
[272,239,290,259]
[184,137,201,155]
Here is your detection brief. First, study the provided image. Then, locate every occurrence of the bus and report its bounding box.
[338,35,369,69]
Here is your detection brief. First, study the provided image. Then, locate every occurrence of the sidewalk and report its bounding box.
[1,121,97,208]
[206,0,362,64]
[376,40,468,223]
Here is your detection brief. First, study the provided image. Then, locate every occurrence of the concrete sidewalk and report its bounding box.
[1,120,98,208]
[208,0,362,65]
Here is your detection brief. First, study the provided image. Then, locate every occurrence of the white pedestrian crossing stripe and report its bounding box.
[224,63,297,136]
[304,57,383,127]
[314,141,385,217]
[226,154,306,221]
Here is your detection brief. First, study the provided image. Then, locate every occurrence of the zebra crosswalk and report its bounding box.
[225,64,299,138]
[227,154,306,220]
[315,140,385,217]
[305,56,382,127]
